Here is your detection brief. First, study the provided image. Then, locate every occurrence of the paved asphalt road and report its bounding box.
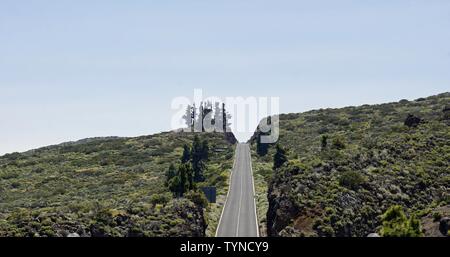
[216,143,259,237]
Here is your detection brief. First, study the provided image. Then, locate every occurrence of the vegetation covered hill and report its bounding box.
[0,131,235,237]
[250,92,449,237]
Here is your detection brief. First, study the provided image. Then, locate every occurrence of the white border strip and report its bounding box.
[235,162,244,236]
[248,144,260,237]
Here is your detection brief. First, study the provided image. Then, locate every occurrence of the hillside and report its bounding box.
[0,131,235,237]
[250,92,450,237]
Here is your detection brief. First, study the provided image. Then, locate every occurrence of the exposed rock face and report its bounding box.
[421,206,450,237]
[266,162,379,237]
[89,199,207,237]
[267,174,300,236]
[443,105,450,121]
[67,233,80,237]
[439,217,450,236]
[167,199,207,237]
[443,105,450,113]
[0,199,207,237]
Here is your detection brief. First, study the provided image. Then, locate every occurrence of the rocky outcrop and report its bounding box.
[90,199,207,237]
[421,206,450,237]
[266,162,379,237]
[443,105,450,122]
[267,177,300,236]
[0,199,207,237]
[439,217,449,235]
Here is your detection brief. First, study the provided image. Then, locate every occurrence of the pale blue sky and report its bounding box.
[1,0,449,154]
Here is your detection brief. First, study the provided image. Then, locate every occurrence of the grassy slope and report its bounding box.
[0,131,234,237]
[251,92,449,237]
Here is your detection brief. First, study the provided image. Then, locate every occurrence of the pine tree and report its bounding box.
[181,144,191,164]
[321,135,328,150]
[201,139,209,160]
[192,103,197,131]
[196,103,204,132]
[168,163,194,197]
[222,103,229,132]
[191,135,205,182]
[256,117,271,156]
[168,136,211,196]
[202,102,213,132]
[182,104,193,131]
[256,133,269,156]
[168,175,181,197]
[214,102,223,132]
[273,144,288,170]
[165,163,177,186]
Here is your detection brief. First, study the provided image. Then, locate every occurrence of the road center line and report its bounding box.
[235,146,244,236]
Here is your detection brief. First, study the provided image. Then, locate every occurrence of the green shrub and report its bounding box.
[432,212,442,222]
[185,190,209,209]
[150,193,171,206]
[0,131,233,237]
[321,135,328,150]
[0,171,19,179]
[32,167,45,173]
[338,171,366,190]
[380,205,422,237]
[11,182,21,188]
[331,136,346,150]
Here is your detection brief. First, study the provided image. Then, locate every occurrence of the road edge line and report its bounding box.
[235,158,244,236]
[215,143,238,237]
[248,144,260,237]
